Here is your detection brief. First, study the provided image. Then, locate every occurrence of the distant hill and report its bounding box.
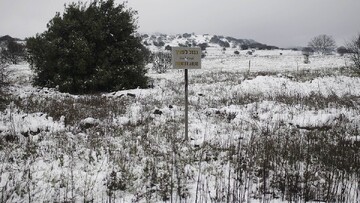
[0,35,23,42]
[0,35,24,48]
[0,33,279,51]
[140,33,279,51]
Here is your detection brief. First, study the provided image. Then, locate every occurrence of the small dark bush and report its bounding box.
[240,44,249,50]
[336,46,349,56]
[210,36,230,48]
[198,43,208,51]
[165,45,172,51]
[182,33,192,38]
[302,47,314,56]
[153,40,165,47]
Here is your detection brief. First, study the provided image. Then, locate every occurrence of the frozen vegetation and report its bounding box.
[0,34,360,202]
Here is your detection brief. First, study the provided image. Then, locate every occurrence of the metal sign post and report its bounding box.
[172,47,201,141]
[184,69,189,140]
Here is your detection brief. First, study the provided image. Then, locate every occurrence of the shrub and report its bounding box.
[0,36,25,65]
[192,41,197,47]
[26,0,150,94]
[197,43,208,51]
[234,50,240,55]
[210,36,230,48]
[240,44,249,50]
[153,40,165,47]
[302,47,314,56]
[182,33,192,38]
[164,45,172,51]
[143,41,151,46]
[0,55,9,110]
[223,41,230,48]
[336,46,349,56]
[152,52,172,73]
[346,34,360,71]
[302,47,313,64]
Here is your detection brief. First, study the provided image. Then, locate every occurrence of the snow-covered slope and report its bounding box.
[140,33,275,52]
[0,40,359,202]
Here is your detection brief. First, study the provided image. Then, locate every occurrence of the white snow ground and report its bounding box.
[0,40,359,202]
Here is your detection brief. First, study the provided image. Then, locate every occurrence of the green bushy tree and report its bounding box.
[26,0,150,94]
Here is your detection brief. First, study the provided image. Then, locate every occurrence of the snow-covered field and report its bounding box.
[1,44,360,202]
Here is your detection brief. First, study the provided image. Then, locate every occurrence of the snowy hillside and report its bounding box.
[140,33,276,52]
[0,36,360,202]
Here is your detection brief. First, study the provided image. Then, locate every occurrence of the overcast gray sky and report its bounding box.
[1,0,359,47]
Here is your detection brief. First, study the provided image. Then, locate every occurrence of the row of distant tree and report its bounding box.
[302,34,360,68]
[305,34,355,56]
[146,33,356,56]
